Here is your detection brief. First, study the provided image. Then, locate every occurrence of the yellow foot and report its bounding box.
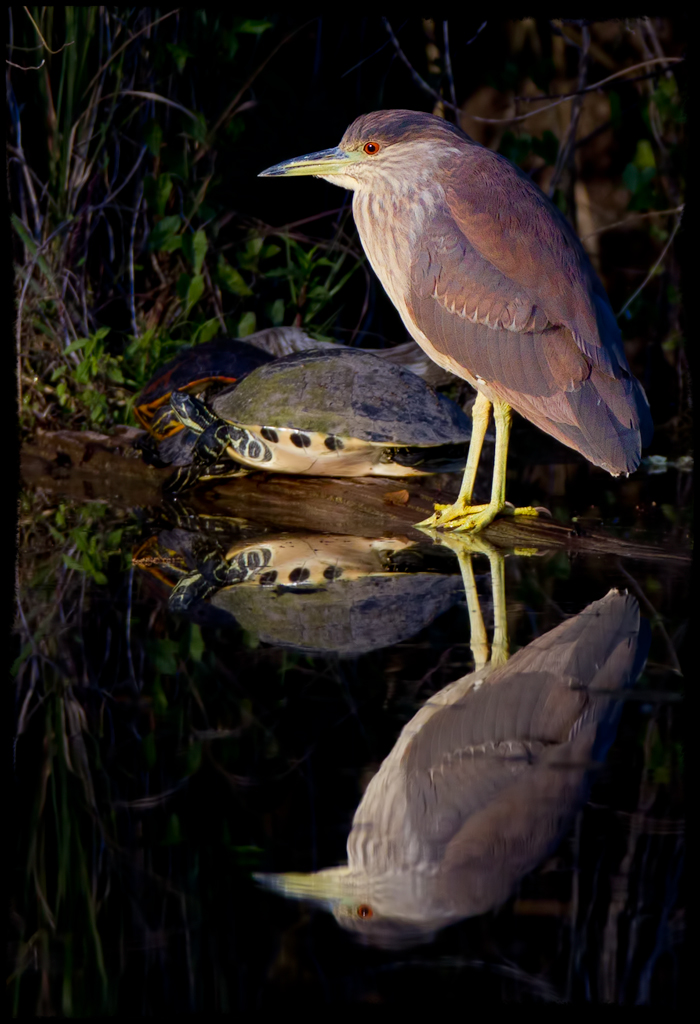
[416,500,545,533]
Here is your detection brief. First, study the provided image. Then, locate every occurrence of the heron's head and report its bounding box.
[255,865,444,948]
[259,109,476,192]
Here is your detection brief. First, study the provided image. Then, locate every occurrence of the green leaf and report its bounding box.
[623,163,639,194]
[155,174,173,218]
[148,216,182,252]
[185,742,202,776]
[145,120,163,158]
[166,42,192,73]
[163,813,182,845]
[11,641,34,677]
[189,112,208,146]
[11,214,37,254]
[269,298,285,326]
[149,639,179,676]
[64,337,90,356]
[234,19,273,34]
[191,230,208,275]
[62,554,85,572]
[237,312,256,337]
[193,319,221,345]
[217,258,252,296]
[142,732,157,769]
[188,623,205,662]
[634,139,656,172]
[186,273,205,309]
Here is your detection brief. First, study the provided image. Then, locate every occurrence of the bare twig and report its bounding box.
[82,9,180,97]
[548,24,589,200]
[15,219,74,412]
[442,21,458,124]
[6,57,46,70]
[383,18,437,102]
[582,206,684,240]
[466,21,488,47]
[129,176,145,338]
[109,89,200,122]
[341,29,398,78]
[617,216,682,318]
[472,56,683,125]
[616,563,682,675]
[197,20,314,162]
[384,19,683,128]
[22,7,74,55]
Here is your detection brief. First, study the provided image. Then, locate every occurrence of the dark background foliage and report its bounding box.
[11,13,687,1014]
[10,13,687,451]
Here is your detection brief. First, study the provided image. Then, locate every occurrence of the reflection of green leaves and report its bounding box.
[148,639,180,677]
[188,624,205,662]
[166,42,192,73]
[233,18,273,34]
[163,813,183,845]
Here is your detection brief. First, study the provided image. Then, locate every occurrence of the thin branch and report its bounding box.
[548,24,589,199]
[582,206,684,240]
[465,21,488,47]
[383,23,682,127]
[383,18,437,102]
[466,56,684,125]
[442,21,458,124]
[6,57,46,70]
[82,9,180,97]
[112,90,200,122]
[617,216,682,318]
[341,29,399,78]
[129,177,145,338]
[22,6,74,55]
[197,20,314,162]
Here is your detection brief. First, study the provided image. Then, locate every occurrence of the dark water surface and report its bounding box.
[13,448,688,1012]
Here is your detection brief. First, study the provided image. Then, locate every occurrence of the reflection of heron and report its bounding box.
[260,110,652,533]
[256,537,648,948]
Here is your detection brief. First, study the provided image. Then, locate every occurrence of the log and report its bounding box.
[21,429,689,562]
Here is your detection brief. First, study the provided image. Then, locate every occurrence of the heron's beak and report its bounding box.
[254,868,355,907]
[259,147,362,178]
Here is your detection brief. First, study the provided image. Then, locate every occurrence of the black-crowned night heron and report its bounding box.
[260,110,653,533]
[256,540,649,948]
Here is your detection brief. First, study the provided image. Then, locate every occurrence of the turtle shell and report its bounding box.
[212,572,465,656]
[210,348,471,446]
[135,336,274,437]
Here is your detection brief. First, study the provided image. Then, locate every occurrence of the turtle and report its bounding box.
[165,347,471,491]
[133,336,274,466]
[134,528,464,656]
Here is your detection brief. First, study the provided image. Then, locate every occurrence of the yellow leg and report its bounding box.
[417,395,541,533]
[420,531,510,670]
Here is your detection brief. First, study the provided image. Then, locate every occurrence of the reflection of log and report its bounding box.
[21,429,689,562]
[21,428,171,507]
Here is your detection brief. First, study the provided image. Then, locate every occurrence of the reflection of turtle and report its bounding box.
[166,347,471,490]
[157,531,463,656]
[133,337,274,465]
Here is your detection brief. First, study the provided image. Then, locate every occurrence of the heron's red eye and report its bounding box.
[363,142,380,155]
[357,904,373,919]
